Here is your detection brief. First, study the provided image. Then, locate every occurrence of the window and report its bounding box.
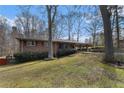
[59,44,66,49]
[26,41,36,46]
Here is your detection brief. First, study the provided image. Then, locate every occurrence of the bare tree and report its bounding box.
[46,5,58,59]
[111,6,122,48]
[74,11,85,42]
[0,16,9,56]
[100,5,114,62]
[115,6,120,48]
[108,6,124,49]
[9,26,21,55]
[15,6,44,37]
[114,6,123,48]
[55,15,66,39]
[62,6,76,40]
[15,6,31,37]
[30,15,45,37]
[85,14,102,47]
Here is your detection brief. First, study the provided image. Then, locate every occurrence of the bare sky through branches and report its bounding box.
[1,5,123,42]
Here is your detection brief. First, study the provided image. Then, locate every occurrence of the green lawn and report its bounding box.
[0,52,124,88]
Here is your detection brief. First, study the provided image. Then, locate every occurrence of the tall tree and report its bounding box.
[74,11,85,42]
[15,6,44,37]
[46,5,58,59]
[55,14,66,39]
[63,6,76,40]
[16,6,31,37]
[114,6,123,48]
[9,26,21,54]
[115,6,120,48]
[110,6,123,48]
[100,5,114,62]
[84,11,102,47]
[0,16,9,56]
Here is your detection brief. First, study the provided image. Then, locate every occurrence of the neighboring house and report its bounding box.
[113,39,124,48]
[113,37,124,48]
[119,39,124,48]
[113,29,124,48]
[16,36,92,55]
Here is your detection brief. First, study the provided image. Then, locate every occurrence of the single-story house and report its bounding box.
[16,36,92,55]
[114,38,124,48]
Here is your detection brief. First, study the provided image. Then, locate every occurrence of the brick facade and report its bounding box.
[19,40,60,55]
[17,37,92,55]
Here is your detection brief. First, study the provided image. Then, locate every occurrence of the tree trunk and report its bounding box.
[47,6,53,59]
[100,5,114,62]
[68,21,71,40]
[77,29,80,42]
[92,32,96,48]
[115,6,120,48]
[68,29,71,40]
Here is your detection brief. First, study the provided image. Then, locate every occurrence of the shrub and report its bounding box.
[14,52,48,63]
[14,49,77,63]
[81,48,88,51]
[91,47,105,52]
[56,49,77,57]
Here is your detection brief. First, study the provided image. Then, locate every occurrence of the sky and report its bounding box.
[0,5,97,20]
[0,5,41,19]
[0,6,18,19]
[0,5,46,29]
[0,5,98,42]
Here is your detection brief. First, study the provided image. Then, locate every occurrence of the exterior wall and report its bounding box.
[57,43,75,50]
[17,39,93,55]
[18,40,78,55]
[19,40,60,55]
[23,41,47,53]
[53,43,59,55]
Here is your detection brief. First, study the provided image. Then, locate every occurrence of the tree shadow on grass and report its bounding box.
[97,59,119,87]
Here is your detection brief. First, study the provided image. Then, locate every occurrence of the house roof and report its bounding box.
[16,36,92,46]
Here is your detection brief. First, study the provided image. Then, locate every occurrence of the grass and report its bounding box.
[0,52,124,88]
